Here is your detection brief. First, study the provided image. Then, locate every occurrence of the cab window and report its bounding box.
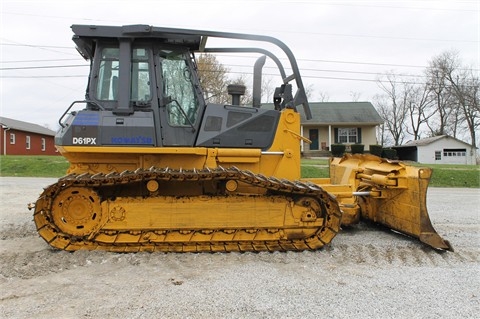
[131,48,151,102]
[161,52,199,126]
[96,48,119,101]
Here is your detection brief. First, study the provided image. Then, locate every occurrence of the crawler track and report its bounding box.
[33,167,342,252]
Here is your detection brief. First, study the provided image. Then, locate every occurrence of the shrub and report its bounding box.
[331,144,346,157]
[351,144,364,154]
[382,148,397,159]
[369,144,383,157]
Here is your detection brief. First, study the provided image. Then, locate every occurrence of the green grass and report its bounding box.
[300,158,479,188]
[301,158,330,178]
[0,155,69,177]
[0,155,478,188]
[413,163,480,188]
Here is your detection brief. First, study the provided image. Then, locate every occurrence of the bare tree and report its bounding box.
[375,73,409,145]
[406,83,435,140]
[303,83,314,101]
[425,51,465,138]
[444,68,479,148]
[427,50,479,147]
[231,74,251,105]
[260,76,275,104]
[350,91,362,102]
[316,92,330,102]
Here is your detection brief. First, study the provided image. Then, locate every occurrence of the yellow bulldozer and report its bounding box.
[33,24,452,252]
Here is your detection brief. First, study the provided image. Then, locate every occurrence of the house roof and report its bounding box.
[263,101,383,125]
[0,117,56,136]
[393,135,475,148]
[298,102,383,125]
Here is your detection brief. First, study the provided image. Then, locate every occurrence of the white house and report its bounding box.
[262,102,383,156]
[393,135,477,165]
[298,102,383,155]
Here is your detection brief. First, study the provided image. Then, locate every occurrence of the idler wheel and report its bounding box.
[51,187,102,237]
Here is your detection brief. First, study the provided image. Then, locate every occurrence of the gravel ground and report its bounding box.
[0,177,479,319]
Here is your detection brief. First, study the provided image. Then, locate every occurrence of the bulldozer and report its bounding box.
[33,24,452,253]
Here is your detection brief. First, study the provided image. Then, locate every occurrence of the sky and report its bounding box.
[1,0,478,130]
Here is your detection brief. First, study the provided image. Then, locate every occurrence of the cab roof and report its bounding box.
[71,24,203,59]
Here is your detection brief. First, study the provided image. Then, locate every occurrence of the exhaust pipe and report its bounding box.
[253,55,266,108]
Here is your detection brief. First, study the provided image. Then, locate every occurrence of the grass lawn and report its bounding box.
[0,155,70,177]
[300,158,479,188]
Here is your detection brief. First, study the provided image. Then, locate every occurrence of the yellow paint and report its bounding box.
[42,109,450,251]
[58,109,303,180]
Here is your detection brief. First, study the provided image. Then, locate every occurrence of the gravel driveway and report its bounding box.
[1,177,479,318]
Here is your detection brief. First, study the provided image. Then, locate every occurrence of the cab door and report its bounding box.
[154,48,204,146]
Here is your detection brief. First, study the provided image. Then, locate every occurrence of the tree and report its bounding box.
[196,53,251,105]
[406,83,435,140]
[425,52,456,136]
[375,73,409,145]
[349,91,362,102]
[374,52,479,147]
[316,91,330,102]
[230,74,251,105]
[426,50,479,147]
[196,53,230,104]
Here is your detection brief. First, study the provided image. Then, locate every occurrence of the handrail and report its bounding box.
[58,100,104,128]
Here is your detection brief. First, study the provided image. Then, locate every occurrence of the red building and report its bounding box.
[0,117,58,155]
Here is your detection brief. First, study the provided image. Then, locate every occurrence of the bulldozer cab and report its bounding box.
[60,24,311,149]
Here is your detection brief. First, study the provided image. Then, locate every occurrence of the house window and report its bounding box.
[26,136,31,150]
[10,133,15,144]
[435,151,441,160]
[41,138,46,151]
[443,148,466,157]
[338,128,358,144]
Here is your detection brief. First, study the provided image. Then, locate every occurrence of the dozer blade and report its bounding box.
[330,154,453,251]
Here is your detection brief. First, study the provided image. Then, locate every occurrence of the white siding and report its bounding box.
[417,138,476,165]
[362,127,378,150]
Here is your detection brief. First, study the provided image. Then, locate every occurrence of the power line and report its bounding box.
[0,64,88,70]
[1,58,474,85]
[216,54,480,72]
[2,62,421,80]
[0,71,405,84]
[204,69,478,87]
[0,38,78,56]
[4,71,470,88]
[0,43,73,49]
[0,75,86,78]
[299,58,428,69]
[0,63,438,83]
[214,53,429,69]
[4,6,478,43]
[3,38,477,71]
[5,53,467,73]
[4,37,477,72]
[0,58,82,64]
[223,63,428,78]
[3,52,425,70]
